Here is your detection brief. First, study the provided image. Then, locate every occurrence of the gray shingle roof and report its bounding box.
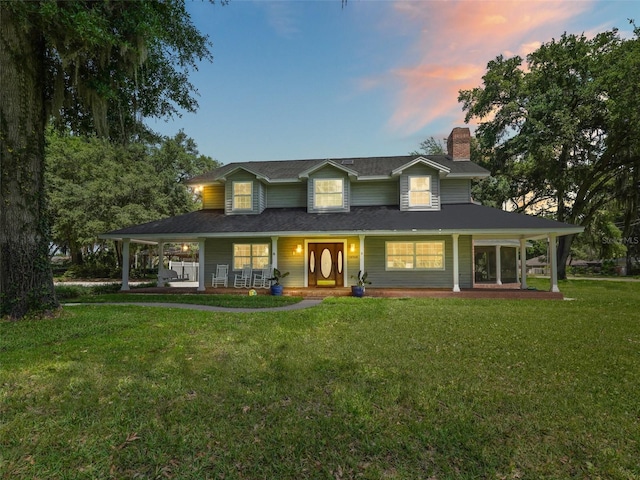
[188,155,489,184]
[104,204,582,239]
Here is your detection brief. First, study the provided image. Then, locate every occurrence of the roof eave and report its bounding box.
[391,156,451,176]
[298,159,359,179]
[102,226,584,243]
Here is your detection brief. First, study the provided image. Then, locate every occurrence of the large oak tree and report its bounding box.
[1,1,213,318]
[46,130,219,266]
[459,28,640,279]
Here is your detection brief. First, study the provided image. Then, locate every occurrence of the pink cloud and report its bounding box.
[379,0,595,134]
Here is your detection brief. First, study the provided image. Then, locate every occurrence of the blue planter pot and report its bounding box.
[351,285,365,297]
[270,284,284,296]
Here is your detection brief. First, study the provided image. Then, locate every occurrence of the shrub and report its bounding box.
[54,285,88,300]
[90,283,122,295]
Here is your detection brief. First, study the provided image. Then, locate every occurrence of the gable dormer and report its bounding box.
[223,169,266,215]
[299,161,355,213]
[393,157,448,211]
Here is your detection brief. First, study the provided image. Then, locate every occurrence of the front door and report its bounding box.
[308,243,344,287]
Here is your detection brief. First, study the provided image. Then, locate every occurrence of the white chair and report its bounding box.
[211,264,229,288]
[234,265,252,288]
[252,264,272,288]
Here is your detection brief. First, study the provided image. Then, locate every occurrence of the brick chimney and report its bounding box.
[447,127,471,161]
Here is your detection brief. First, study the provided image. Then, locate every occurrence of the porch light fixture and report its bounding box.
[294,244,303,255]
[350,243,356,253]
[182,243,189,252]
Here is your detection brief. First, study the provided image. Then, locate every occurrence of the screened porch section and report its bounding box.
[474,245,519,285]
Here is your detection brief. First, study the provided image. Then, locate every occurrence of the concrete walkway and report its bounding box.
[64,298,324,313]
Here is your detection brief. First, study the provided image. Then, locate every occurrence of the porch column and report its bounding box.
[516,247,520,283]
[121,239,130,291]
[158,240,165,271]
[198,238,206,292]
[519,238,528,290]
[271,236,279,270]
[452,234,460,292]
[495,245,502,285]
[359,234,365,274]
[155,240,166,288]
[549,234,560,293]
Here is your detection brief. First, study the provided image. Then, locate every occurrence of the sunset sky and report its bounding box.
[147,0,640,164]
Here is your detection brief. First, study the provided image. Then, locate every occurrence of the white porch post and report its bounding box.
[158,240,165,271]
[495,245,502,285]
[549,234,560,293]
[271,236,279,270]
[198,238,206,291]
[359,234,365,274]
[519,238,528,290]
[452,234,460,292]
[121,239,130,291]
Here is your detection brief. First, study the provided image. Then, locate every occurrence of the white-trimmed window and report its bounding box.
[233,181,253,210]
[233,243,270,270]
[386,241,444,270]
[408,176,432,207]
[314,179,344,208]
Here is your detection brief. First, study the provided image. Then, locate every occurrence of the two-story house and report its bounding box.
[103,128,583,293]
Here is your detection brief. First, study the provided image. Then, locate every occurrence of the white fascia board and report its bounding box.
[298,160,359,179]
[219,165,270,182]
[391,157,451,176]
[185,178,223,186]
[355,175,393,181]
[444,172,491,179]
[474,239,532,247]
[98,236,163,245]
[267,178,305,184]
[103,226,583,243]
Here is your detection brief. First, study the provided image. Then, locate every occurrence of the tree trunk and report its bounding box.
[70,241,84,265]
[557,234,574,281]
[0,8,58,319]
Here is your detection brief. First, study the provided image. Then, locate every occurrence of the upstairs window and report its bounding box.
[232,181,253,210]
[314,179,344,209]
[409,176,432,207]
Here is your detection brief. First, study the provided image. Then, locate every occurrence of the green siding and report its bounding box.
[441,179,471,204]
[204,237,274,287]
[276,237,306,287]
[205,235,472,289]
[363,235,472,288]
[204,238,235,286]
[351,181,398,206]
[266,183,307,208]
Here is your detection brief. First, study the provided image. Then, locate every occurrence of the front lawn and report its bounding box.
[1,280,639,479]
[55,284,302,309]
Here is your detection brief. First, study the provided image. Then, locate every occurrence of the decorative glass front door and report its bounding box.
[308,243,344,287]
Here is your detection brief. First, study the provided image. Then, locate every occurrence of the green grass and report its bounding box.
[55,284,302,308]
[2,279,640,479]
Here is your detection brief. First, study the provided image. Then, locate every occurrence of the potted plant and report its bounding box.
[350,270,371,297]
[269,268,290,296]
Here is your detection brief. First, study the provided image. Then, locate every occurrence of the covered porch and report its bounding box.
[122,284,564,300]
[114,231,571,295]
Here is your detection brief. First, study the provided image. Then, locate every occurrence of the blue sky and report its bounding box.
[147,0,640,164]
